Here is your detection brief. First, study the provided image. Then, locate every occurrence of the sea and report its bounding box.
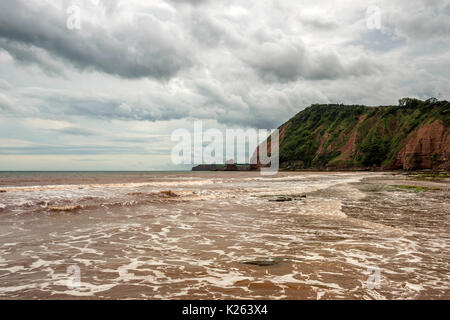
[0,171,449,299]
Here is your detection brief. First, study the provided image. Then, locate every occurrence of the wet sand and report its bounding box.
[0,171,449,299]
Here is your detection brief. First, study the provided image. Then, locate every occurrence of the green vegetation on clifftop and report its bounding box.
[277,98,450,170]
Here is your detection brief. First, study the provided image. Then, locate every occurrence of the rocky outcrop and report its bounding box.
[192,164,223,171]
[192,163,258,171]
[393,119,450,170]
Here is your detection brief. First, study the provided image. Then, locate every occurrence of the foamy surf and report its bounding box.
[0,171,448,299]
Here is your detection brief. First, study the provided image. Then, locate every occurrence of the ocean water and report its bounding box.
[0,171,449,299]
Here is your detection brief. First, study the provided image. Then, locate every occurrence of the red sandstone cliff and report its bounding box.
[392,119,450,170]
[253,100,450,171]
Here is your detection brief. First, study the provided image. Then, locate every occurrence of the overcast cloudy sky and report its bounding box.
[0,0,449,170]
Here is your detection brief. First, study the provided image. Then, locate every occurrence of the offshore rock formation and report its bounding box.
[260,98,449,170]
[192,163,258,171]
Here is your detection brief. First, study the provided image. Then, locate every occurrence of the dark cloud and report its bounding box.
[396,14,450,41]
[0,39,64,75]
[299,15,339,30]
[0,0,194,79]
[189,14,228,47]
[243,41,379,82]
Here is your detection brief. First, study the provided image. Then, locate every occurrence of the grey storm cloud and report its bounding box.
[0,0,194,79]
[298,14,339,30]
[0,0,381,84]
[0,0,449,132]
[0,39,65,75]
[244,41,380,82]
[398,14,450,40]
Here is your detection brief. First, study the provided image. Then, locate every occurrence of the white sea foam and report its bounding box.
[0,171,448,299]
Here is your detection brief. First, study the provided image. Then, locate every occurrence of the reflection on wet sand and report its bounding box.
[0,172,449,299]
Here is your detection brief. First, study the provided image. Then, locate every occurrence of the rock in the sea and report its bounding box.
[268,194,306,202]
[160,190,178,197]
[243,258,283,266]
[270,197,293,202]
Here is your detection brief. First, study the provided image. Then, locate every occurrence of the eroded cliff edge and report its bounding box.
[263,98,449,170]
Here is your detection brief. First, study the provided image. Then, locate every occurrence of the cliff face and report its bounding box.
[393,119,450,170]
[266,98,450,170]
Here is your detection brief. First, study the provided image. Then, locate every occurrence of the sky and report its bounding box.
[0,0,449,170]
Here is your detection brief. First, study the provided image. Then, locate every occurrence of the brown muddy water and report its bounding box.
[0,171,449,299]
